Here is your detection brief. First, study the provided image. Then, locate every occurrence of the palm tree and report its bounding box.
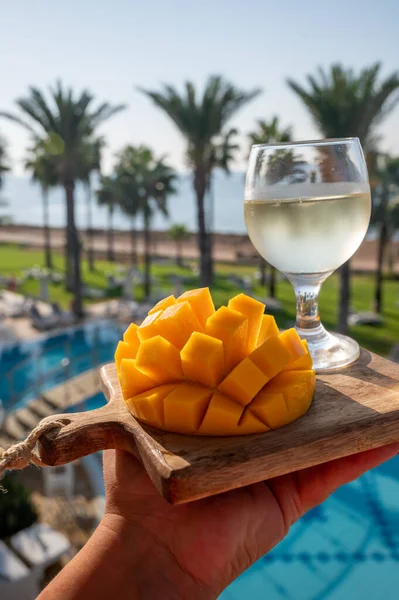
[248,117,293,298]
[372,155,399,313]
[139,76,261,286]
[0,135,9,190]
[288,63,399,334]
[25,142,58,269]
[168,224,189,267]
[115,145,177,299]
[0,82,125,317]
[97,175,120,263]
[81,139,102,272]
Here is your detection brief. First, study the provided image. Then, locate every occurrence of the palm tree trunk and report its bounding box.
[107,206,115,262]
[86,182,95,272]
[130,216,137,266]
[176,241,183,267]
[337,260,350,335]
[143,211,151,300]
[42,187,52,270]
[269,266,277,298]
[65,182,83,318]
[194,169,212,286]
[259,257,266,287]
[375,221,388,314]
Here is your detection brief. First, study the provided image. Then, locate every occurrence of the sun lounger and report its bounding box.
[0,539,39,600]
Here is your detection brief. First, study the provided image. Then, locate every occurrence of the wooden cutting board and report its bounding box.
[37,349,399,505]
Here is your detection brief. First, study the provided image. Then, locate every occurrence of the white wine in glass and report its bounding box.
[244,139,371,371]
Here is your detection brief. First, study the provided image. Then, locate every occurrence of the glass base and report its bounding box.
[296,324,360,372]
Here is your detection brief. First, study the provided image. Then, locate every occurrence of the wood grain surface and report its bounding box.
[36,349,399,504]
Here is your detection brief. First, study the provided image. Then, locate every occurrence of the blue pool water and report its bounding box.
[0,321,124,409]
[1,324,398,598]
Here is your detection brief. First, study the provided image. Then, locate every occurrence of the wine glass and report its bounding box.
[244,138,371,371]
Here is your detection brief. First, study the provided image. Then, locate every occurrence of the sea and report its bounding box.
[0,171,392,240]
[1,171,247,234]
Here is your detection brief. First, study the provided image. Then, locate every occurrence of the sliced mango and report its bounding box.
[205,306,248,373]
[282,340,313,371]
[228,293,265,352]
[119,358,157,399]
[218,357,268,406]
[156,302,203,349]
[238,410,270,434]
[279,329,307,360]
[250,391,291,429]
[126,384,176,428]
[181,332,224,388]
[257,314,280,345]
[163,384,212,434]
[248,335,293,380]
[261,370,315,422]
[177,288,215,327]
[198,391,243,436]
[135,336,183,384]
[115,341,139,373]
[148,294,176,315]
[137,311,162,342]
[123,323,140,351]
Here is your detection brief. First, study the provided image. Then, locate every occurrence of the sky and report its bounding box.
[1,0,399,175]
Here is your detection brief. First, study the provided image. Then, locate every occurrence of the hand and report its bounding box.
[102,443,399,598]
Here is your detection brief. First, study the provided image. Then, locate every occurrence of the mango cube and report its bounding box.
[257,315,280,346]
[218,357,268,406]
[115,341,139,373]
[156,302,203,349]
[148,295,176,315]
[198,391,243,436]
[123,323,140,351]
[205,306,248,373]
[260,370,315,422]
[282,340,313,371]
[177,287,215,327]
[250,391,291,429]
[126,384,176,428]
[248,336,293,380]
[135,336,183,384]
[279,329,307,360]
[120,358,157,399]
[238,410,270,434]
[163,384,212,434]
[181,332,224,388]
[228,293,265,352]
[138,311,162,342]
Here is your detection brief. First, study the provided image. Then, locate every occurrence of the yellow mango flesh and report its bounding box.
[205,306,248,373]
[123,323,140,349]
[125,384,176,428]
[148,295,176,315]
[228,293,265,352]
[282,340,313,371]
[137,311,162,342]
[156,302,203,349]
[198,392,243,436]
[218,357,268,406]
[120,358,157,399]
[181,332,225,388]
[177,287,215,327]
[163,384,212,434]
[135,336,183,384]
[115,341,139,373]
[118,289,315,436]
[257,315,280,345]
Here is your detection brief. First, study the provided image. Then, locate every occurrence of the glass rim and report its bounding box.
[250,137,359,150]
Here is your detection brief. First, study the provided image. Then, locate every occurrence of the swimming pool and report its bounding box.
[0,321,124,410]
[1,324,399,598]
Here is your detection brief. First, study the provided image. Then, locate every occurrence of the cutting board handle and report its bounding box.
[37,400,138,466]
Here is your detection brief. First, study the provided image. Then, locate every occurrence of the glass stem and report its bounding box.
[287,273,332,335]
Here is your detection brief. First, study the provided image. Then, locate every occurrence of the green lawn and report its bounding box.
[0,243,397,357]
